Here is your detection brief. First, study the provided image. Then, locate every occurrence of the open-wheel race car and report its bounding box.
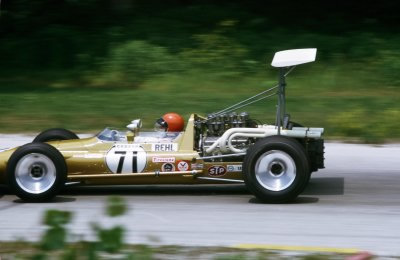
[0,48,324,203]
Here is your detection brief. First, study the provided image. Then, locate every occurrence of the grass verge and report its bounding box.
[0,241,364,260]
[0,68,399,143]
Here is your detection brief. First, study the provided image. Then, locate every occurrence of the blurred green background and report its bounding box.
[0,0,399,142]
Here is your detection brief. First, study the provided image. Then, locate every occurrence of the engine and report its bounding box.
[195,112,258,156]
[203,112,256,136]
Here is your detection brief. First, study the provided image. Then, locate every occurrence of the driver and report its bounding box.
[154,112,185,132]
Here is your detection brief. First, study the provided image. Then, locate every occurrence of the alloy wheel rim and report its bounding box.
[255,150,296,191]
[15,153,56,194]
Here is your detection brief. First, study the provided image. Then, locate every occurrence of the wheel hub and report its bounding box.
[30,164,44,178]
[270,161,284,176]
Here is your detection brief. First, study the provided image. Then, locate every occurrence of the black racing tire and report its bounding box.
[33,128,79,143]
[6,142,67,202]
[287,121,313,188]
[243,136,310,203]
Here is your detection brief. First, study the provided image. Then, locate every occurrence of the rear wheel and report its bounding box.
[6,142,67,202]
[243,136,310,203]
[33,128,79,143]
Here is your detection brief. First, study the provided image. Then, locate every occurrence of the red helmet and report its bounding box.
[155,112,185,132]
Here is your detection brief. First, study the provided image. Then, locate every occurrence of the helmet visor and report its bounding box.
[154,118,168,132]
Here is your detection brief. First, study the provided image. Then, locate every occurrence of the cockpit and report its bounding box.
[96,127,182,143]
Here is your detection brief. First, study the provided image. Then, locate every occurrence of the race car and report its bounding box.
[0,48,324,203]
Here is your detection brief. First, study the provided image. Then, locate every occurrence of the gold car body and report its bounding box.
[0,114,243,185]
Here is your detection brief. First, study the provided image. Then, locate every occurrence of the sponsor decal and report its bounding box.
[151,143,178,152]
[227,164,242,172]
[176,160,190,171]
[161,163,175,172]
[191,163,204,170]
[114,144,141,149]
[152,157,175,163]
[208,166,227,177]
[106,145,146,174]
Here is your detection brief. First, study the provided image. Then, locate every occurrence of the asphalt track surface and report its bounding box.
[0,135,399,256]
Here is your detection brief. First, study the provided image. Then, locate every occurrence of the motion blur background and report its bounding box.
[0,0,399,142]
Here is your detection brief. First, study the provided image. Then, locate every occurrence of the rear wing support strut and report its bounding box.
[276,67,287,135]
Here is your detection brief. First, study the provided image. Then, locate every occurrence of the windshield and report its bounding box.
[97,128,127,142]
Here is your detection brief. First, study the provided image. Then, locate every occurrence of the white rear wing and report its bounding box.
[271,48,317,67]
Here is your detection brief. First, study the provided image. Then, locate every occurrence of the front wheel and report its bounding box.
[243,136,310,203]
[6,142,67,202]
[33,128,79,143]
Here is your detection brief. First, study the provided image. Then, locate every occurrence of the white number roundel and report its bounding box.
[106,145,147,173]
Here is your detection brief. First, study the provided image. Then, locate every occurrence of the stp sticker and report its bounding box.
[161,163,175,172]
[152,157,175,163]
[106,145,146,174]
[176,161,190,171]
[151,143,178,152]
[227,164,242,172]
[208,166,227,176]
